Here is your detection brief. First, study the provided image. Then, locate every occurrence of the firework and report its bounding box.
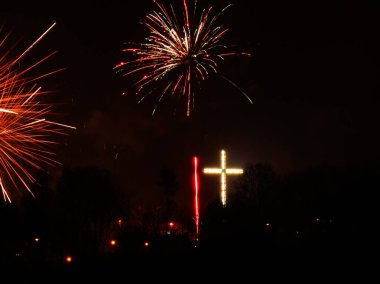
[193,156,200,240]
[115,0,252,116]
[0,23,75,203]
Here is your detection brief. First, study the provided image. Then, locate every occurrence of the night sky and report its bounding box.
[1,0,378,209]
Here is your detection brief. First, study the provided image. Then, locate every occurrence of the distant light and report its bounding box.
[265,223,270,227]
[118,219,122,226]
[296,231,300,235]
[65,256,72,263]
[316,218,320,222]
[121,92,126,96]
[144,242,149,247]
[34,237,39,243]
[169,222,174,228]
[110,240,116,246]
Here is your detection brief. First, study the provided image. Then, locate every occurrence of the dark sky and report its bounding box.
[1,0,378,208]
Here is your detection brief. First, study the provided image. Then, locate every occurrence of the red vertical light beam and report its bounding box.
[193,156,200,241]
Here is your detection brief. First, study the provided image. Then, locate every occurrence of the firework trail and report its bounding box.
[193,156,200,241]
[0,23,75,203]
[115,0,252,116]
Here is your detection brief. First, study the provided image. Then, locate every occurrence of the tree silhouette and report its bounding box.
[233,163,275,219]
[201,163,276,254]
[52,167,121,259]
[157,167,178,234]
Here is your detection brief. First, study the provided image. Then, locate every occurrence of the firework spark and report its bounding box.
[0,23,75,203]
[115,0,252,116]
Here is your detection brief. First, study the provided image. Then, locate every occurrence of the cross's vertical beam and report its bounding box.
[221,150,227,206]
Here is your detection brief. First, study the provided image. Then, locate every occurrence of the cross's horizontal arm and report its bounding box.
[226,169,244,174]
[204,168,222,174]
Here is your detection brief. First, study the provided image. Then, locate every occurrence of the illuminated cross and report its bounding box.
[203,150,243,207]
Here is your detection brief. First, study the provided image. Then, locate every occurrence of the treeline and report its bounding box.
[0,162,377,265]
